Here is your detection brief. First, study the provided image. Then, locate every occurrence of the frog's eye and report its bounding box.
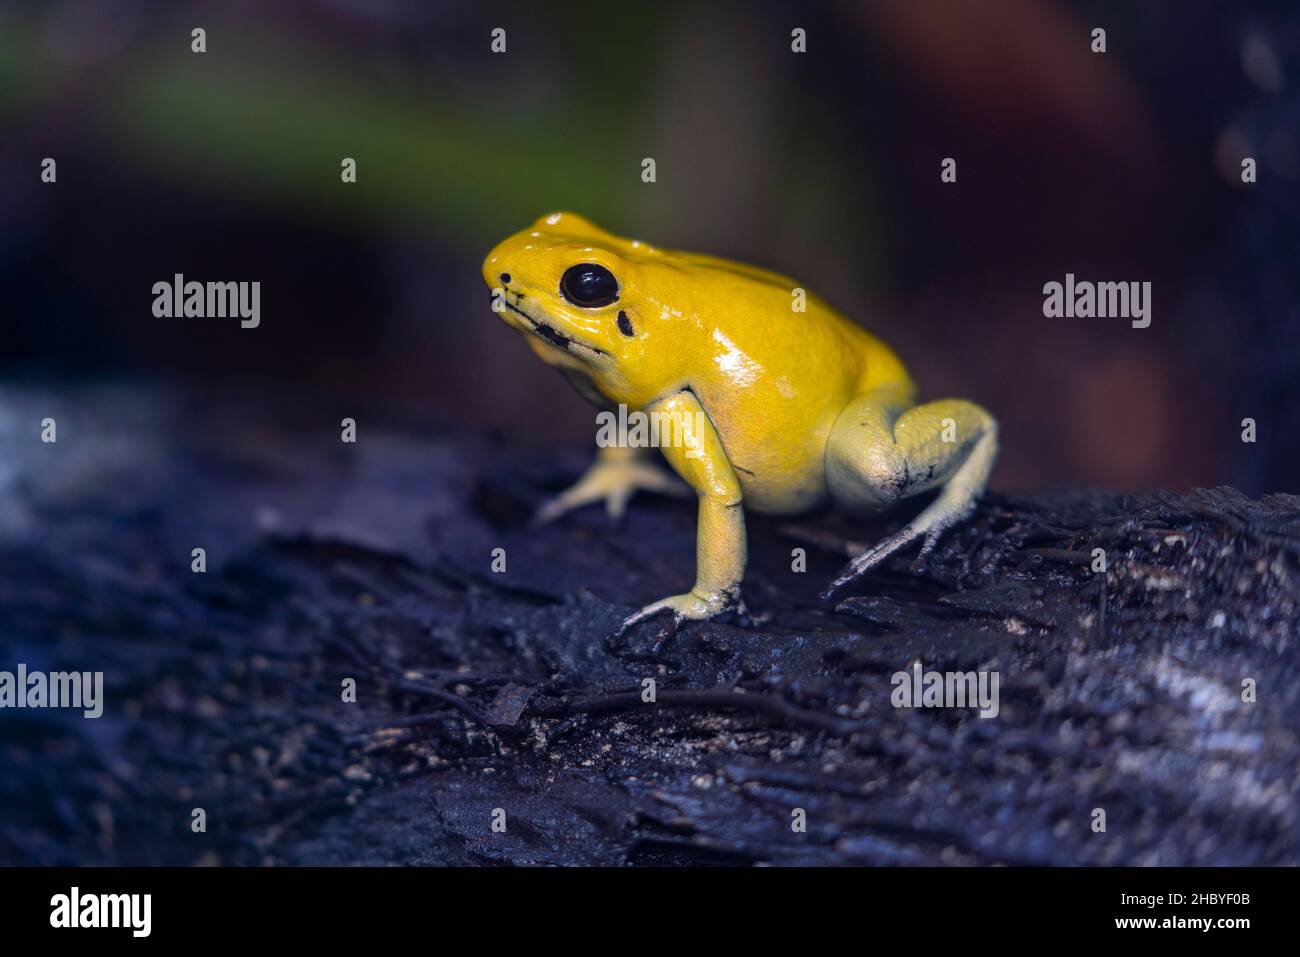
[560,263,619,308]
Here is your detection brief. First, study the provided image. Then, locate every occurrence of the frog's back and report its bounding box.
[675,250,913,398]
[667,252,914,513]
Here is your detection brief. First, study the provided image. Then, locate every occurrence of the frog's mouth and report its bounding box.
[502,298,610,358]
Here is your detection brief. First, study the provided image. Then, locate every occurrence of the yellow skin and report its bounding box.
[483,213,998,632]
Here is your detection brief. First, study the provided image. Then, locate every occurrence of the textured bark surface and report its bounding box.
[1,384,1297,866]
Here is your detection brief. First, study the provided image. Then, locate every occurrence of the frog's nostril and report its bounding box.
[500,273,511,284]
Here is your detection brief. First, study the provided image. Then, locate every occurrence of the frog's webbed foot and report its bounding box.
[533,448,688,526]
[615,588,740,638]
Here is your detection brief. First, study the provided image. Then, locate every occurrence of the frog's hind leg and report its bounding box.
[820,391,998,599]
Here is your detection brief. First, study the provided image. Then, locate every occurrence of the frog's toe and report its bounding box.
[604,486,634,522]
[532,482,632,527]
[819,524,922,601]
[617,589,734,636]
[910,524,950,572]
[531,491,586,527]
[614,603,681,639]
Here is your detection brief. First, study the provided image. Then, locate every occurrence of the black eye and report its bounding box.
[560,263,619,308]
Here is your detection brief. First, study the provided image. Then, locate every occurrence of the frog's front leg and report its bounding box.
[618,391,746,633]
[534,444,688,525]
[821,390,998,599]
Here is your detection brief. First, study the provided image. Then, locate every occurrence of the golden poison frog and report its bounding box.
[483,213,998,632]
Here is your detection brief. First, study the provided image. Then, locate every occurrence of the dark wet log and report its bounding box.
[1,384,1296,865]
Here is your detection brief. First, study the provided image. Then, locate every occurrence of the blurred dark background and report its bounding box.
[2,0,1296,494]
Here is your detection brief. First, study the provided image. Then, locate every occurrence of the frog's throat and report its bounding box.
[503,298,610,358]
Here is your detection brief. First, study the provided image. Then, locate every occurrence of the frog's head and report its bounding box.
[482,212,691,403]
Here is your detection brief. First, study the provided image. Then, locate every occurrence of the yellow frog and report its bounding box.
[482,213,998,632]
